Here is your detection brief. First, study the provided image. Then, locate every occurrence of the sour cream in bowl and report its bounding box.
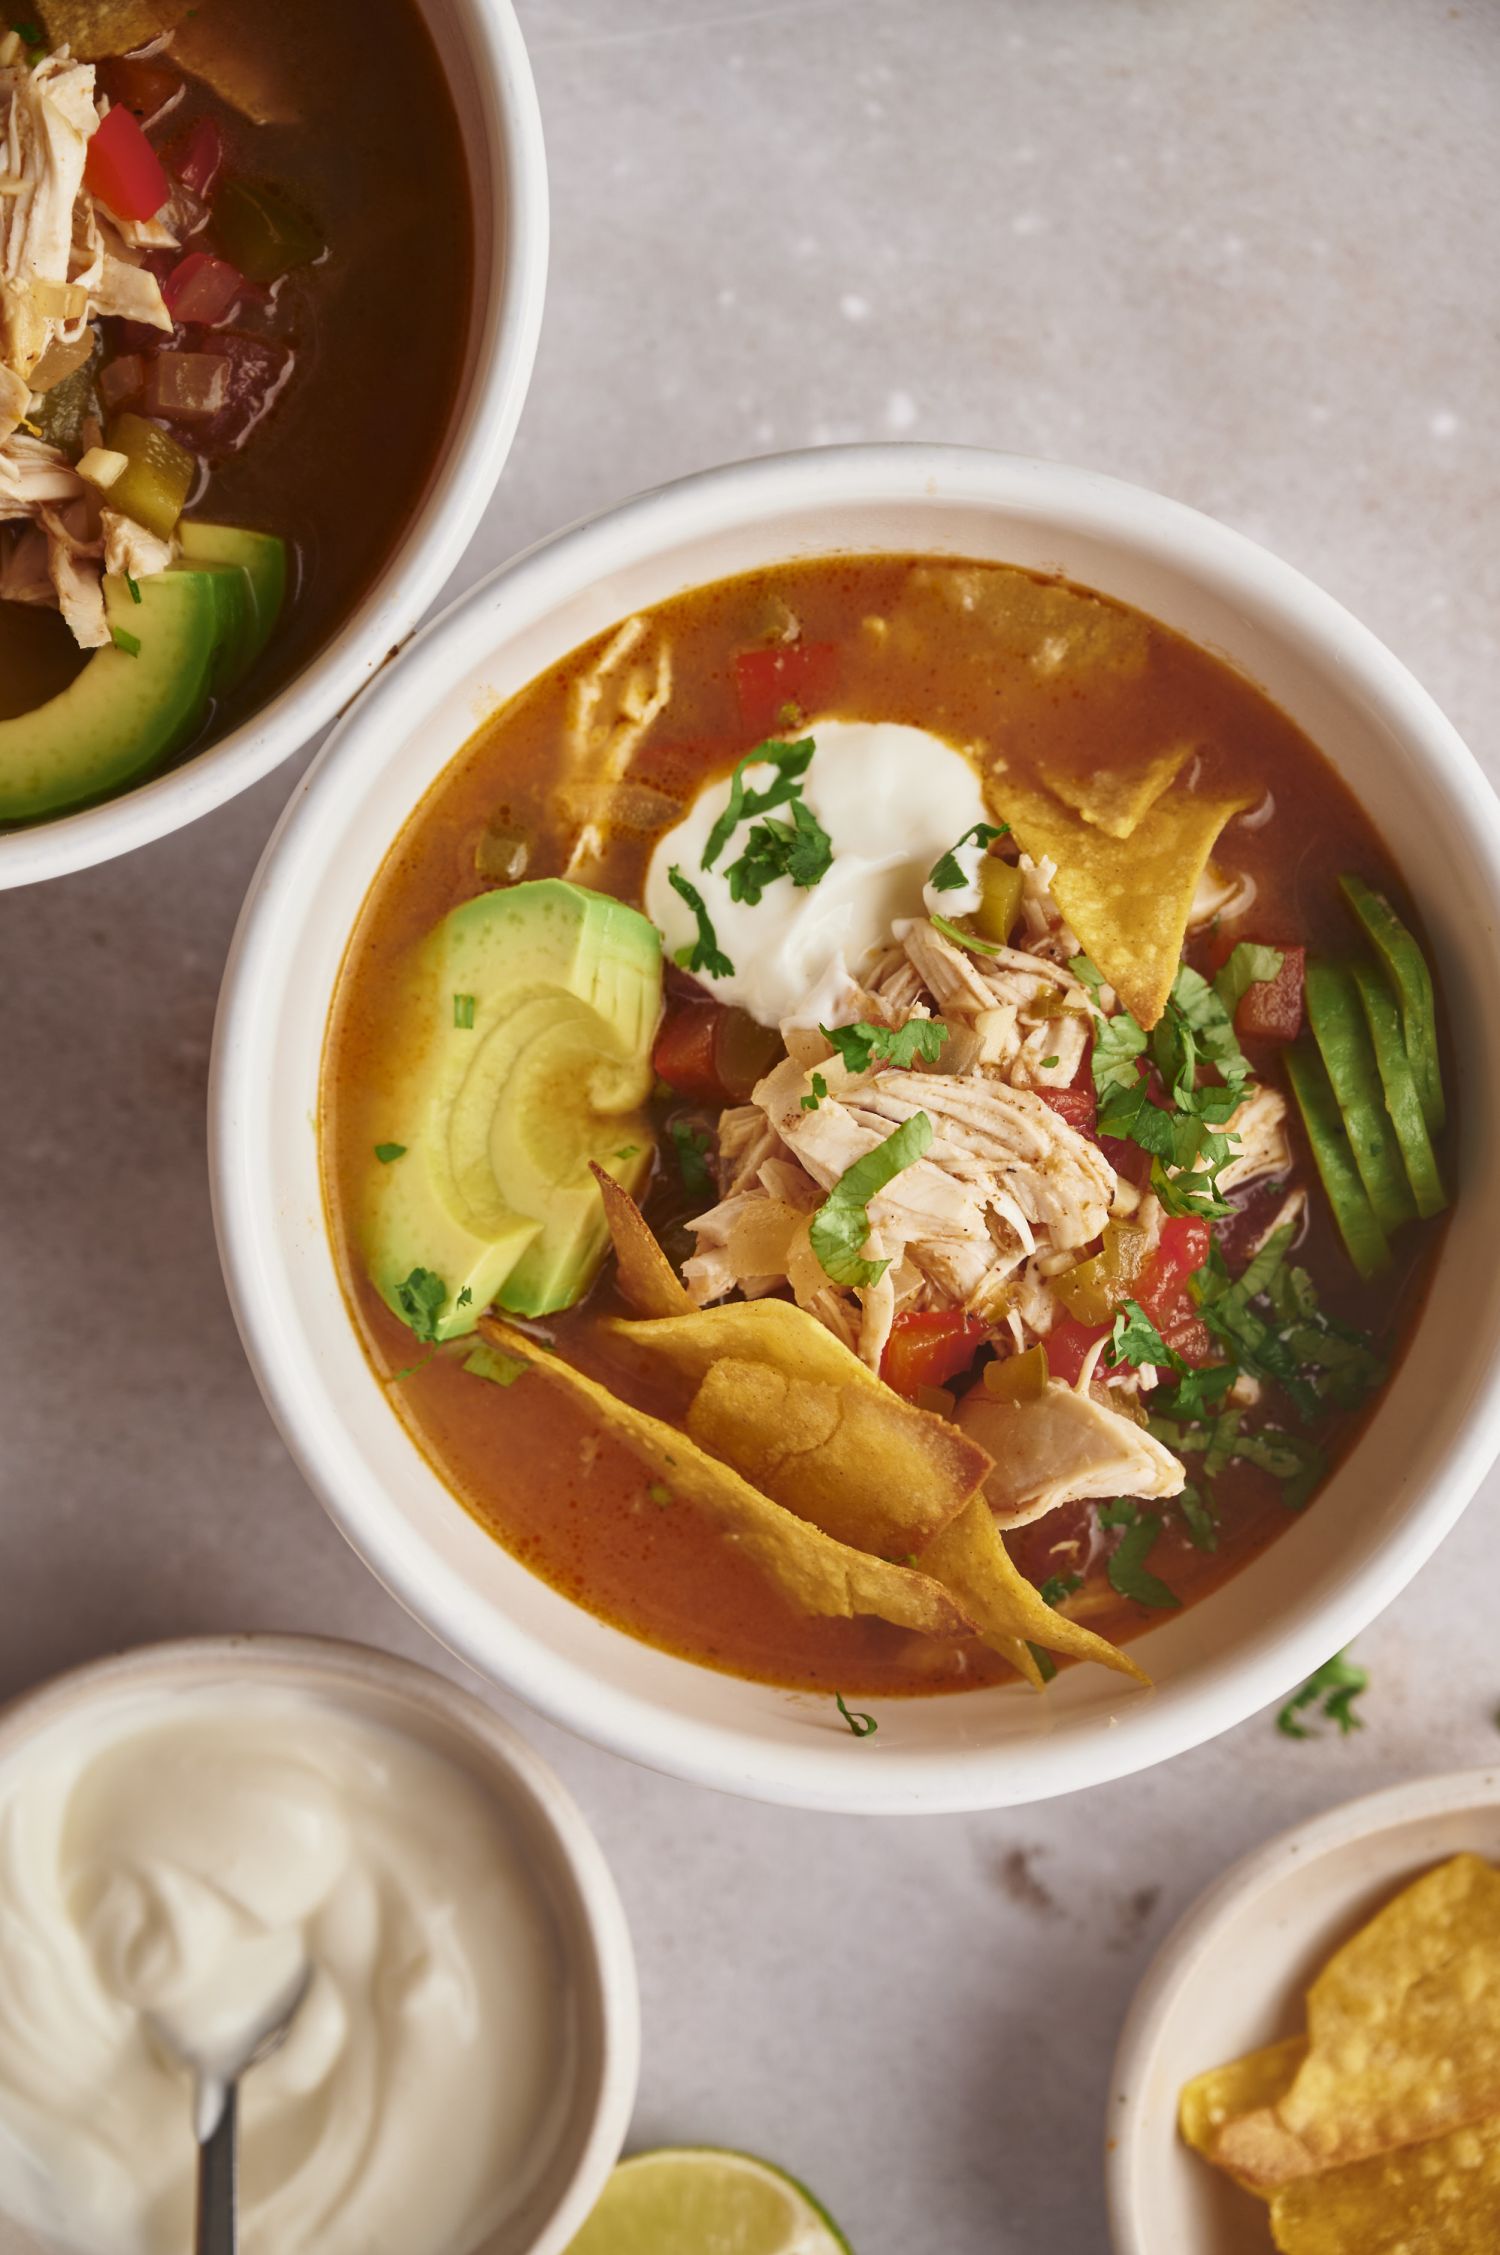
[0,1636,637,2255]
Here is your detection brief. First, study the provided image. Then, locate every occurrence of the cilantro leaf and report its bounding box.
[1214,942,1285,1020]
[1091,1004,1149,1095]
[669,1119,715,1199]
[373,1142,407,1164]
[456,1286,473,1308]
[1038,1572,1082,1608]
[809,1111,933,1288]
[702,738,816,868]
[835,1692,878,1737]
[724,795,833,903]
[394,1266,448,1343]
[1108,1298,1180,1372]
[821,1018,949,1074]
[1277,1651,1367,1739]
[928,819,1007,893]
[1102,1505,1181,1609]
[1177,1483,1219,1552]
[667,865,734,980]
[801,1072,829,1112]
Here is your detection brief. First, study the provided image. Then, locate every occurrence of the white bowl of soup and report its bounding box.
[211,444,1500,1814]
[0,0,546,887]
[0,1633,637,2255]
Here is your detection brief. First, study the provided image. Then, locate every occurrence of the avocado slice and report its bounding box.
[364,879,663,1339]
[1284,1042,1391,1280]
[0,569,221,822]
[177,523,287,690]
[1304,959,1415,1235]
[1349,960,1447,1219]
[1339,874,1445,1135]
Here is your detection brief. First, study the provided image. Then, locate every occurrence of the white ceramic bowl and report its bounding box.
[0,0,548,890]
[0,1633,638,2255]
[210,443,1500,1815]
[1106,1766,1500,2255]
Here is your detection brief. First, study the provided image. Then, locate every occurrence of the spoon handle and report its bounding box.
[195,2083,237,2255]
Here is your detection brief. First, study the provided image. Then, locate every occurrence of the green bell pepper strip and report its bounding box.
[1284,1042,1391,1280]
[1305,959,1415,1234]
[1350,959,1446,1219]
[1339,874,1445,1135]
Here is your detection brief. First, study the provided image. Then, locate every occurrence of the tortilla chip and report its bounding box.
[606,1301,991,1556]
[478,1320,972,1639]
[1048,739,1193,839]
[918,1496,1149,1686]
[986,769,1256,1026]
[1268,2114,1500,2254]
[41,0,194,55]
[590,1163,693,1319]
[893,563,1151,682]
[1180,2036,1308,2189]
[1218,1856,1500,2189]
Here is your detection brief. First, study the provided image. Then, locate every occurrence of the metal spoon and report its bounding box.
[151,1955,312,2255]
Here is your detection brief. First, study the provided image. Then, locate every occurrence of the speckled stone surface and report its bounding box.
[2,4,1498,2249]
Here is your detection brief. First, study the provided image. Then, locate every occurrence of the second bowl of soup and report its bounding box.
[212,445,1500,1813]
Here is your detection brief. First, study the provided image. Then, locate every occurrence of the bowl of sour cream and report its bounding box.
[0,1635,638,2255]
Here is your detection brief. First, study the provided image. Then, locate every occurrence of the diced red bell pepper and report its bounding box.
[1036,1086,1096,1135]
[86,104,171,223]
[163,115,225,201]
[1236,944,1306,1043]
[162,252,245,327]
[96,56,183,126]
[881,1309,989,1397]
[1043,1316,1112,1386]
[734,641,839,738]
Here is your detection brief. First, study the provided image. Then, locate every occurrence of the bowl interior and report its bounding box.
[0,0,546,888]
[0,1635,635,2255]
[213,451,1500,1812]
[1106,1770,1500,2254]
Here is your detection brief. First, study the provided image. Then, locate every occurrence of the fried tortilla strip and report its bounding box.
[985,769,1256,1027]
[890,563,1152,683]
[40,0,196,55]
[1218,1855,1500,2190]
[606,1300,991,1557]
[918,1496,1149,1686]
[590,1162,694,1319]
[479,1320,974,1639]
[1179,2036,1307,2192]
[1048,739,1193,839]
[1268,2113,1500,2254]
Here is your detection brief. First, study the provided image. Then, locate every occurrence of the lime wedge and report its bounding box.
[566,2147,852,2255]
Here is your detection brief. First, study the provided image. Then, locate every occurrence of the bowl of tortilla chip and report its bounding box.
[211,444,1500,1812]
[1107,1769,1500,2255]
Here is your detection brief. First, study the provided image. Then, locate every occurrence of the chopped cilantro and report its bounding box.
[1214,942,1285,1019]
[835,1692,878,1737]
[125,572,142,605]
[702,737,816,868]
[1039,1055,1060,1071]
[1038,1572,1082,1608]
[1100,1501,1180,1610]
[927,819,1007,893]
[667,864,734,980]
[373,1142,407,1164]
[111,627,141,658]
[1107,1298,1180,1372]
[669,1119,715,1199]
[724,795,833,903]
[1028,1644,1058,1683]
[456,1286,473,1308]
[394,1266,447,1343]
[801,1071,829,1112]
[453,993,476,1029]
[1177,1483,1219,1553]
[809,1111,933,1288]
[930,911,1005,957]
[462,1344,528,1387]
[1277,1651,1367,1739]
[614,1144,641,1160]
[821,1018,949,1074]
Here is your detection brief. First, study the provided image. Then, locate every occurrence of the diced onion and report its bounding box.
[31,279,90,321]
[77,447,130,491]
[144,352,230,419]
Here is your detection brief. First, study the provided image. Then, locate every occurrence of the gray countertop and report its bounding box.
[3,3,1498,2249]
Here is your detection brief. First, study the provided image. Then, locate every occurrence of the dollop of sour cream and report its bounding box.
[0,1688,567,2255]
[644,718,990,1026]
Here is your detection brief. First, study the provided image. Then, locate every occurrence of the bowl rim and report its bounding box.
[210,440,1500,1814]
[0,0,549,891]
[0,1629,640,2255]
[1102,1762,1500,2254]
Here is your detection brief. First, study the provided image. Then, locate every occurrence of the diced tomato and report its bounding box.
[95,56,182,126]
[1037,1086,1096,1135]
[147,325,293,459]
[652,1004,722,1106]
[1237,944,1305,1043]
[1043,1316,1112,1386]
[652,984,782,1107]
[86,104,171,223]
[881,1310,989,1397]
[1135,1216,1211,1324]
[163,115,225,201]
[734,641,839,738]
[1159,1312,1217,1368]
[162,252,245,326]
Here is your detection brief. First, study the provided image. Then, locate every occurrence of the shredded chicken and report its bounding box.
[561,615,674,879]
[1216,1084,1292,1193]
[957,1378,1185,1527]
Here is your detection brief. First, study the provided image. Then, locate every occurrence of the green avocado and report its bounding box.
[0,569,222,822]
[177,523,287,690]
[364,879,663,1339]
